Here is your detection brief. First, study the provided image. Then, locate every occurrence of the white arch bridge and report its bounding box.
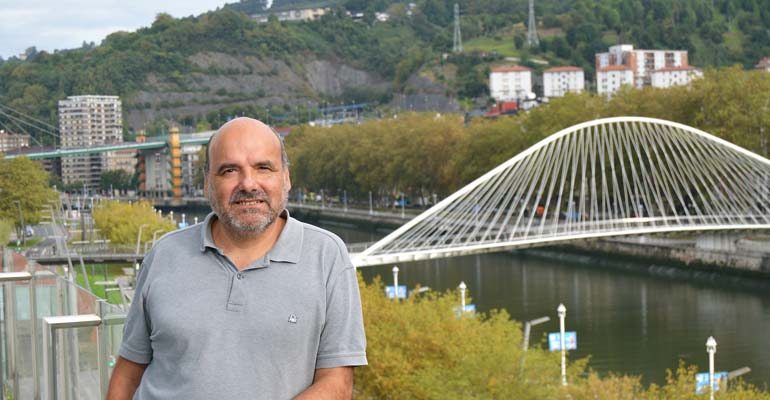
[352,117,770,267]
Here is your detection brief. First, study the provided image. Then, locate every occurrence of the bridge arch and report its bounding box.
[353,117,770,267]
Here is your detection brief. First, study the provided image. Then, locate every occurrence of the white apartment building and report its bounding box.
[595,44,690,93]
[596,65,635,96]
[543,67,585,98]
[489,66,533,102]
[58,95,123,188]
[651,66,703,88]
[253,8,327,23]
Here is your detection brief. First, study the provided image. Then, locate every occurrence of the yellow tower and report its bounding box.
[169,127,182,200]
[136,130,146,195]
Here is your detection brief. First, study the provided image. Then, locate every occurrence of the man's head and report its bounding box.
[204,117,291,238]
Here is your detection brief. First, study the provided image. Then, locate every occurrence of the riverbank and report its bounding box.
[564,235,770,278]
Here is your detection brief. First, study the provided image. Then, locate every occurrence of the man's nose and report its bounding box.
[238,170,260,191]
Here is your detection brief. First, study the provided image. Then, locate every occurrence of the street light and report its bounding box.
[706,336,717,400]
[134,224,149,275]
[13,200,26,247]
[459,281,467,310]
[557,304,567,386]
[392,266,399,300]
[520,316,551,380]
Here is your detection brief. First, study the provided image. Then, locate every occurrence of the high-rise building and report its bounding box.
[58,95,124,190]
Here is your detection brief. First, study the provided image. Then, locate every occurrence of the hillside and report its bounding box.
[0,0,768,142]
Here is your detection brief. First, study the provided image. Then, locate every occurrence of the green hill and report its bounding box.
[0,0,767,143]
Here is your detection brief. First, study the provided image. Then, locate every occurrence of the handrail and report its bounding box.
[42,314,102,400]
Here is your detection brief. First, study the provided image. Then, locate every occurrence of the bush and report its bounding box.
[354,275,770,399]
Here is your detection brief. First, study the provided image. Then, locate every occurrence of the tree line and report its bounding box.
[286,67,770,204]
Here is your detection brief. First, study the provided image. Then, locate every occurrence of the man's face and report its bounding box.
[205,119,291,237]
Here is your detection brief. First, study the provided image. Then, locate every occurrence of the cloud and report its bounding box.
[0,1,226,58]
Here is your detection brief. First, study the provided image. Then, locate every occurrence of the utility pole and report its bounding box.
[527,0,539,47]
[452,4,462,53]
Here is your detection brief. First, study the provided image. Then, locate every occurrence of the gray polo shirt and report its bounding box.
[119,212,367,400]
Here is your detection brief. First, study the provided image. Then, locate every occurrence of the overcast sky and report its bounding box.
[0,0,231,59]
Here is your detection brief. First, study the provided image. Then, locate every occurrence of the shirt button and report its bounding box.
[236,273,243,280]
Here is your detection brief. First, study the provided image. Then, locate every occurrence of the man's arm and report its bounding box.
[106,356,148,400]
[293,367,353,400]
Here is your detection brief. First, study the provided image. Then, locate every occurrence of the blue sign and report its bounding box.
[454,304,476,317]
[177,222,189,229]
[695,372,728,394]
[548,332,577,351]
[385,285,407,299]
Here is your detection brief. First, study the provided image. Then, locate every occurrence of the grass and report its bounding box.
[463,35,521,58]
[75,263,133,305]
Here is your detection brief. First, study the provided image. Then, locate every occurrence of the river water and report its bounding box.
[176,209,770,388]
[318,220,770,389]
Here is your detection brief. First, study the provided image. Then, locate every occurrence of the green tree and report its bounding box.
[100,170,134,193]
[91,200,177,245]
[0,157,58,232]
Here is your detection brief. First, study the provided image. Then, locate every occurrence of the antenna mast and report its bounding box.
[453,4,463,53]
[527,0,539,47]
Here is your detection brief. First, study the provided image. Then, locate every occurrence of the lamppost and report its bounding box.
[134,224,149,274]
[392,266,399,300]
[706,336,717,400]
[13,200,25,247]
[520,316,550,379]
[558,304,567,386]
[459,281,467,310]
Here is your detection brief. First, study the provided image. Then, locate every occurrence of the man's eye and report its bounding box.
[222,168,236,174]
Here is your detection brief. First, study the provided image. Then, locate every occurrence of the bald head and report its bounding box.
[204,117,289,174]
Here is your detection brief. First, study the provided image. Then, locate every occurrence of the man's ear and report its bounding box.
[284,169,292,192]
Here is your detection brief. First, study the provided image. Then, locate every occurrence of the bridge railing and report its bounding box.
[1,248,126,400]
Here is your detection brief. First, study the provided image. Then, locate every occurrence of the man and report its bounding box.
[107,118,367,399]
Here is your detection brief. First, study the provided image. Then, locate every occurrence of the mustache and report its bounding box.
[229,190,270,205]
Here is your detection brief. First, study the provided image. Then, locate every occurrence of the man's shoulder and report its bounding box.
[293,218,346,249]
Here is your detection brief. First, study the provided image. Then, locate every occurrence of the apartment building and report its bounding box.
[253,7,327,23]
[0,131,30,152]
[651,66,703,88]
[58,95,123,189]
[596,65,634,95]
[543,67,585,98]
[595,44,691,94]
[489,66,533,102]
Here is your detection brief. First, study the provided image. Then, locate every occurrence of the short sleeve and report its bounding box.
[118,254,155,364]
[315,250,367,369]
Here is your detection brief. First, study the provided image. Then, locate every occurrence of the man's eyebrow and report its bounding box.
[215,163,239,173]
[254,160,277,169]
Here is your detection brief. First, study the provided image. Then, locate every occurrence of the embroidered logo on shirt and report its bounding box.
[288,314,298,324]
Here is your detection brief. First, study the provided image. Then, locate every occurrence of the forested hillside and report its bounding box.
[0,0,767,143]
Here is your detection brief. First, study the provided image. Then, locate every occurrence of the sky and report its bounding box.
[0,0,232,59]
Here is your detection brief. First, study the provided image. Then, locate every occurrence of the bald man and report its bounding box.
[107,118,367,400]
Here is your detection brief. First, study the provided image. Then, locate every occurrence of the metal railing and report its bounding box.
[1,247,126,400]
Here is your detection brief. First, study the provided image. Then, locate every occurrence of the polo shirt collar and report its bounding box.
[199,210,303,264]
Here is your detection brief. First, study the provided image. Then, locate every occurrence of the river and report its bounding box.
[320,220,770,389]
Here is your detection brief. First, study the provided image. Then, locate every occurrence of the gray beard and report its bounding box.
[208,182,287,238]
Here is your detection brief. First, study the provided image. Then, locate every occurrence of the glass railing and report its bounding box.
[1,247,126,400]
